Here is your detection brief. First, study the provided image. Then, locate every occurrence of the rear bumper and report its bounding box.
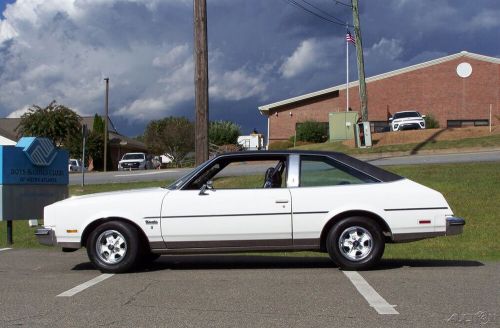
[35,228,57,246]
[392,216,465,242]
[446,216,466,236]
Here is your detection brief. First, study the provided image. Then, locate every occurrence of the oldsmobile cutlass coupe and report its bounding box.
[36,151,465,273]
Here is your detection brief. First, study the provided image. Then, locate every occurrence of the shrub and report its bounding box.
[296,121,328,143]
[424,114,440,129]
[209,120,241,146]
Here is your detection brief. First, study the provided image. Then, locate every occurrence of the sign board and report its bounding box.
[0,137,68,221]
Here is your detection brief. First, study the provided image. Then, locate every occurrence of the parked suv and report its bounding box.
[390,111,426,131]
[118,152,152,170]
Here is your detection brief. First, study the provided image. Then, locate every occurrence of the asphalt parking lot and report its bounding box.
[0,249,498,327]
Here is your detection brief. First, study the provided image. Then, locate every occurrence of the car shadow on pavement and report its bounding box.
[71,255,483,273]
[72,255,336,272]
[375,259,484,270]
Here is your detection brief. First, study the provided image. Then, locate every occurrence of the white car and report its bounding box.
[68,159,85,172]
[36,151,465,273]
[390,111,426,131]
[117,152,151,170]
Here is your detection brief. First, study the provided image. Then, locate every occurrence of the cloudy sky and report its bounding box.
[0,0,499,137]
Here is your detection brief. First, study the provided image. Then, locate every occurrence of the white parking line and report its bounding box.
[57,274,114,297]
[0,248,12,252]
[343,271,399,315]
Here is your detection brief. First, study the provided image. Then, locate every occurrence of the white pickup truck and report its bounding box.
[117,152,152,170]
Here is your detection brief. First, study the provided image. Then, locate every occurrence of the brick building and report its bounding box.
[259,51,500,146]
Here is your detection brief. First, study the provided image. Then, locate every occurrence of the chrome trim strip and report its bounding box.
[166,239,292,249]
[287,154,300,187]
[149,241,167,249]
[392,232,443,242]
[161,212,290,219]
[384,207,448,211]
[293,238,320,247]
[151,245,319,255]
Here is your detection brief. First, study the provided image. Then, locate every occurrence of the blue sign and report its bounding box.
[0,137,69,185]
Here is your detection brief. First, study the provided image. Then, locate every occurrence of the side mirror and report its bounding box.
[388,117,393,121]
[199,180,214,196]
[421,114,426,118]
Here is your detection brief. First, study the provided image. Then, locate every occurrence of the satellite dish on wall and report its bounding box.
[456,62,472,78]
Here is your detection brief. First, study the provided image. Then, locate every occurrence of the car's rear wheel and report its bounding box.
[326,217,384,270]
[87,221,140,273]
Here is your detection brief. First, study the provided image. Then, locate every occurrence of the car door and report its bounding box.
[160,159,292,249]
[289,155,379,244]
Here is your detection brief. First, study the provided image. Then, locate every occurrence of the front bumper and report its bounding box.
[446,216,466,236]
[35,228,57,246]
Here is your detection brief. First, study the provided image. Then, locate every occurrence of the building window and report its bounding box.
[447,119,489,128]
[370,121,390,133]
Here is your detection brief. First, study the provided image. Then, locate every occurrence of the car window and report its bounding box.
[122,154,144,160]
[185,158,287,190]
[300,156,377,187]
[393,112,420,119]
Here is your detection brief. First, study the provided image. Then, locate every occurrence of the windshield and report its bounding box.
[122,153,145,160]
[166,167,200,190]
[393,111,421,119]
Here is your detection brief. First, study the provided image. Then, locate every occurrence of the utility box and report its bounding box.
[355,122,372,148]
[0,137,69,221]
[329,112,359,141]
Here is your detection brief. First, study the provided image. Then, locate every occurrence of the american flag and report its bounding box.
[346,31,355,44]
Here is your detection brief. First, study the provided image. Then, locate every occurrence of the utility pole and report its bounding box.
[352,0,368,121]
[193,0,209,166]
[104,77,109,172]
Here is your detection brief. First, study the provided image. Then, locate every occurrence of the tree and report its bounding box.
[16,100,81,147]
[208,120,241,146]
[85,114,106,170]
[143,117,195,166]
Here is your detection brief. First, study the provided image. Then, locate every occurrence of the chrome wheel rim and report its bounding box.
[95,230,127,265]
[338,226,373,261]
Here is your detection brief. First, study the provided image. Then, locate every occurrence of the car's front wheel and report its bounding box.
[326,217,385,270]
[87,221,140,273]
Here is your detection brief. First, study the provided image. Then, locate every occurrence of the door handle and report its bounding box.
[275,199,289,204]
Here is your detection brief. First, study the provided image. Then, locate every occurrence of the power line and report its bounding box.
[301,0,345,24]
[283,0,352,27]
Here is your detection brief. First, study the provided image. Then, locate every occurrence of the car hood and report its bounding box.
[393,117,423,123]
[51,187,167,206]
[119,159,146,163]
[44,187,170,227]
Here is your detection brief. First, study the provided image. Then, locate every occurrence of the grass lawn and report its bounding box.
[1,162,498,262]
[292,133,500,155]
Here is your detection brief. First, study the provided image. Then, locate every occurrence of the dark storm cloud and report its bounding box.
[0,0,498,137]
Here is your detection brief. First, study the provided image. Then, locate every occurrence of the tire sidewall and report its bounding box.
[87,221,140,273]
[326,217,385,270]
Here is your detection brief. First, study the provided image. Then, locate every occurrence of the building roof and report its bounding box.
[0,118,21,140]
[258,51,500,114]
